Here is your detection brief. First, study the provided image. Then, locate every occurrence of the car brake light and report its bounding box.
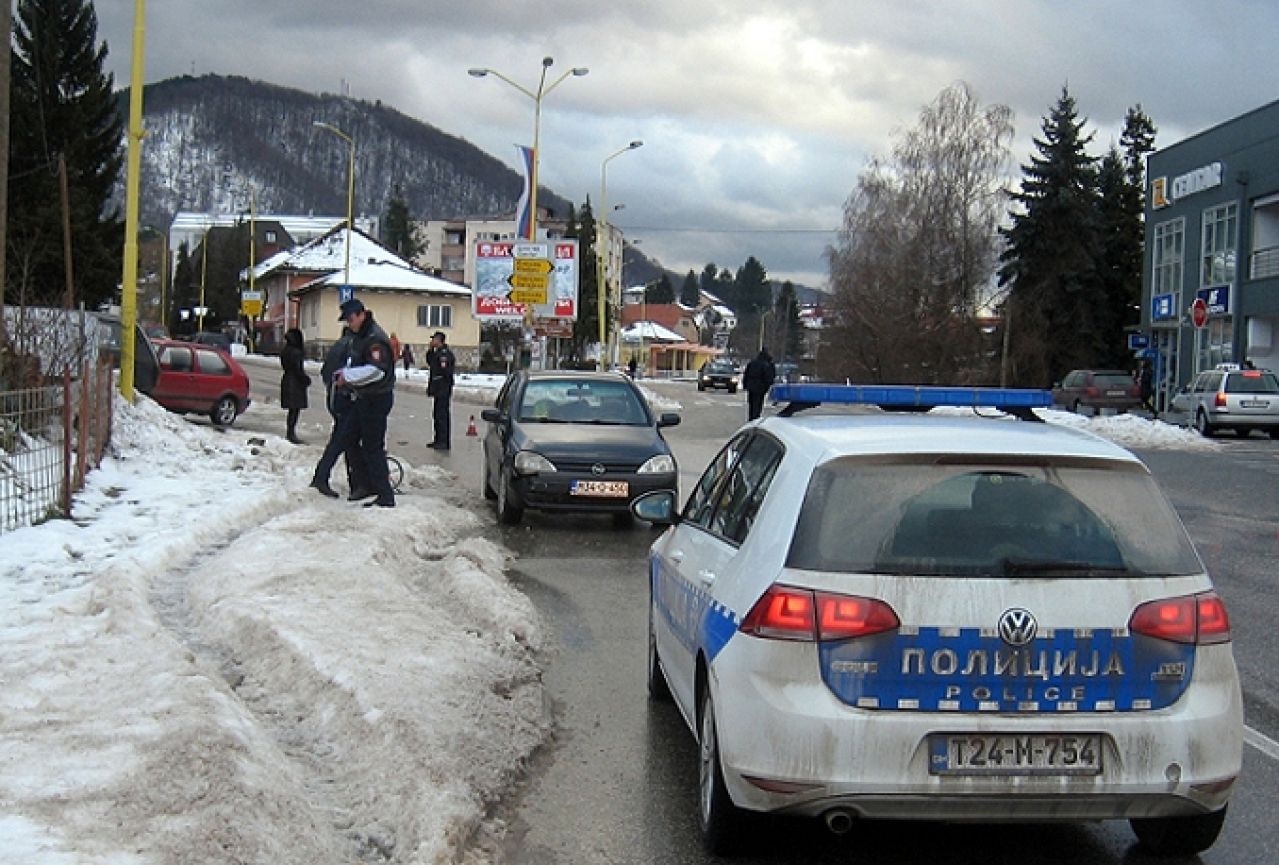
[1129,591,1231,645]
[1215,392,1228,407]
[1085,386,1100,397]
[740,585,899,641]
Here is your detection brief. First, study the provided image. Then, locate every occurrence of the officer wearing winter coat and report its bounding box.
[424,330,456,450]
[311,326,371,499]
[331,298,397,507]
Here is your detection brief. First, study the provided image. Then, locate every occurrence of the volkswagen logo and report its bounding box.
[591,463,607,476]
[997,608,1038,647]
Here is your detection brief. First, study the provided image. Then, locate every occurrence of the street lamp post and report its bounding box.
[468,57,588,241]
[598,141,643,367]
[312,121,355,283]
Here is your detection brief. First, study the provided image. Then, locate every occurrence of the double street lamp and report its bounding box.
[312,121,356,283]
[468,57,588,241]
[598,141,643,364]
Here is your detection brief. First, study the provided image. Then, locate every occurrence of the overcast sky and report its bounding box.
[94,0,1279,289]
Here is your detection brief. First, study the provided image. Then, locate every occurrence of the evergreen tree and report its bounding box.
[1095,148,1136,368]
[171,241,194,333]
[679,269,699,307]
[774,281,802,360]
[8,0,123,308]
[571,200,599,361]
[699,263,719,300]
[382,185,419,259]
[734,256,771,315]
[998,87,1102,387]
[649,273,675,304]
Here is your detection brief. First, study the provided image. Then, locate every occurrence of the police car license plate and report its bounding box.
[1241,399,1269,408]
[571,480,629,497]
[929,734,1102,775]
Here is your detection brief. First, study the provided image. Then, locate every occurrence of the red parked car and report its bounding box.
[150,338,252,426]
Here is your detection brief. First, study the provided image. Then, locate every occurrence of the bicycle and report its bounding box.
[387,454,405,494]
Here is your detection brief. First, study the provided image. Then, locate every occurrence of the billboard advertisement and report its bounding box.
[473,240,579,321]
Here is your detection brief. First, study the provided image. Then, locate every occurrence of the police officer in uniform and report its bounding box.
[424,330,456,450]
[332,298,397,507]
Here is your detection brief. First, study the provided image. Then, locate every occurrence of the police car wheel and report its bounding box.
[497,466,524,525]
[1130,806,1227,856]
[647,603,671,702]
[698,690,743,853]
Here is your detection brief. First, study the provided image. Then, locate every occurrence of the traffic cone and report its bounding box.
[466,415,478,436]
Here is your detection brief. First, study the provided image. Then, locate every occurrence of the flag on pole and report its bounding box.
[514,145,535,240]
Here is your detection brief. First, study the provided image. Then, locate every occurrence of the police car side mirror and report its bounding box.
[631,490,679,525]
[657,412,681,428]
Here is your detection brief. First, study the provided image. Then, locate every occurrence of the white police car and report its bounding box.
[632,384,1242,856]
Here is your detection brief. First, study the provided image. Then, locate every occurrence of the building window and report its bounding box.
[1152,217,1185,306]
[1201,202,1237,286]
[416,304,453,329]
[265,230,277,244]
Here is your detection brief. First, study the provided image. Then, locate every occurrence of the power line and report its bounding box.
[618,225,838,235]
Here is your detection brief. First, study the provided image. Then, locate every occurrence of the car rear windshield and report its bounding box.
[1092,373,1133,388]
[518,379,649,425]
[1225,371,1279,393]
[787,456,1203,577]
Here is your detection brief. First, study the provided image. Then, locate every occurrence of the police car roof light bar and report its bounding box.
[770,383,1054,421]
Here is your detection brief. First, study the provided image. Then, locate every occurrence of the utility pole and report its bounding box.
[0,0,12,334]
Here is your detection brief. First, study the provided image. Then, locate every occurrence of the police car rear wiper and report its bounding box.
[995,558,1132,576]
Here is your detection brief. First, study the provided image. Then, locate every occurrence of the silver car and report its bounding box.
[1170,365,1279,437]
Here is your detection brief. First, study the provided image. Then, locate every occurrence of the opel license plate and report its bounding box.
[929,734,1102,775]
[570,480,629,497]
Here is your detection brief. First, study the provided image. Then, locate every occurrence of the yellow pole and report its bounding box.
[199,229,207,333]
[118,0,146,400]
[344,139,354,281]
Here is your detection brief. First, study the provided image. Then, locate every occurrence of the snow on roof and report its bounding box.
[620,320,684,342]
[302,259,470,296]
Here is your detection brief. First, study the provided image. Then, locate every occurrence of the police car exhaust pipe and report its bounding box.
[823,809,856,835]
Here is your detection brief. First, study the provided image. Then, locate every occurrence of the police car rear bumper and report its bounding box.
[709,637,1242,821]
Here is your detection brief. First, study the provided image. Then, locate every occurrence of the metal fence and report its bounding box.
[0,360,115,534]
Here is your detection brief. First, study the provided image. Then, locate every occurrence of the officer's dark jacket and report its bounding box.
[348,314,396,396]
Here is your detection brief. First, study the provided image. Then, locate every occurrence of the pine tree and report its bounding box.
[649,273,675,304]
[8,0,124,308]
[679,270,699,307]
[734,257,770,315]
[571,200,599,360]
[998,87,1102,387]
[382,186,419,259]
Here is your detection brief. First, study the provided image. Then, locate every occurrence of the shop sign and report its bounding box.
[1151,293,1176,322]
[1197,284,1231,316]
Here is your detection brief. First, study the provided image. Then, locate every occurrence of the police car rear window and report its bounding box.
[786,457,1202,578]
[1225,371,1279,394]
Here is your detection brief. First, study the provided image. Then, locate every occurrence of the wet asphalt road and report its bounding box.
[235,363,1279,864]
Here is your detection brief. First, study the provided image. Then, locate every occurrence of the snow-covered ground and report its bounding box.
[0,373,1212,864]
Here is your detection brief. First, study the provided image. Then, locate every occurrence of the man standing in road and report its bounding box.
[743,348,776,421]
[425,330,456,450]
[332,298,397,507]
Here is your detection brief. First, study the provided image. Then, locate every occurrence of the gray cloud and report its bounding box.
[94,0,1279,288]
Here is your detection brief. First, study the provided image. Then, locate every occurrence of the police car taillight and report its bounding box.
[1215,392,1228,408]
[740,585,899,642]
[1128,591,1231,645]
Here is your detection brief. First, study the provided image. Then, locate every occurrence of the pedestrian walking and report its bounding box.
[279,328,310,444]
[627,356,637,379]
[743,348,776,421]
[389,332,402,366]
[1137,358,1156,417]
[401,342,415,371]
[329,298,397,507]
[310,327,372,500]
[425,330,456,450]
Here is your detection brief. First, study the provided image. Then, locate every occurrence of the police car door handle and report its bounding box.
[669,550,685,564]
[697,569,716,584]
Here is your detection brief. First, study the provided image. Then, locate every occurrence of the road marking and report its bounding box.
[1245,724,1279,761]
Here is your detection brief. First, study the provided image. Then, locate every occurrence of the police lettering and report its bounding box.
[900,648,1124,680]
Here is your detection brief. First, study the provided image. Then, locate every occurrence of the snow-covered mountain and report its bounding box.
[121,74,573,230]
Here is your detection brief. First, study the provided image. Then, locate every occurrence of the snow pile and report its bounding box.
[0,396,549,864]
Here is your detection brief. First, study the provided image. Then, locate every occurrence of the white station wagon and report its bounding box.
[633,384,1242,857]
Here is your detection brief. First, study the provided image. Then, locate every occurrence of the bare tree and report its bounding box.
[825,82,1013,384]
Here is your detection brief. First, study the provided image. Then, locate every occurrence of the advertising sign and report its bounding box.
[474,240,579,321]
[1151,293,1175,322]
[1197,284,1231,316]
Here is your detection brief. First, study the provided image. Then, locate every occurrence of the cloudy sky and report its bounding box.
[93,0,1279,289]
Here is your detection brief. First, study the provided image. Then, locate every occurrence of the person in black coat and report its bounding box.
[279,328,310,443]
[742,349,776,421]
[424,330,456,449]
